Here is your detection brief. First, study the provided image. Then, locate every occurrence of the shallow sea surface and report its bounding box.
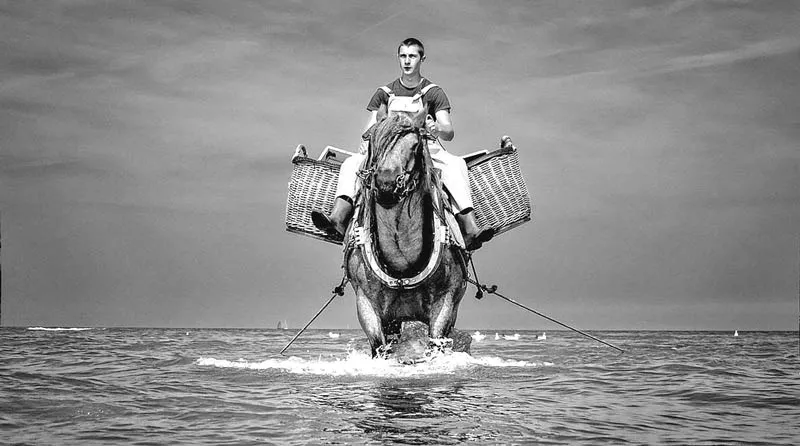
[1,328,798,445]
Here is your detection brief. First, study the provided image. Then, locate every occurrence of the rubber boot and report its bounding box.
[456,209,495,251]
[311,196,354,240]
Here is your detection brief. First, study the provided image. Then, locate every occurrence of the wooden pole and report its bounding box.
[279,293,338,355]
[280,276,348,355]
[466,277,625,353]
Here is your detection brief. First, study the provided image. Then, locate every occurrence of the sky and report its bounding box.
[1,0,798,330]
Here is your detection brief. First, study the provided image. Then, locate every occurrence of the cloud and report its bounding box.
[636,38,800,77]
[2,0,797,329]
[0,155,109,181]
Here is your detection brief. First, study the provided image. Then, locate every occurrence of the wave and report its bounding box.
[27,327,93,331]
[196,349,541,377]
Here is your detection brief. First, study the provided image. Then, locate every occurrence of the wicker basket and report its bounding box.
[466,146,532,236]
[286,143,532,244]
[285,145,352,244]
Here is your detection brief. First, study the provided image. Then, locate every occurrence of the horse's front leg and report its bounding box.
[427,271,467,351]
[428,293,458,341]
[355,288,387,357]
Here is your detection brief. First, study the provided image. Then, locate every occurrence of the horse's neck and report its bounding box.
[373,192,430,273]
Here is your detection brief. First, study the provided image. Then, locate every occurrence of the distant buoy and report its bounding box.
[734,330,738,337]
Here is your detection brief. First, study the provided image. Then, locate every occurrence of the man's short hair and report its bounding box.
[398,38,425,58]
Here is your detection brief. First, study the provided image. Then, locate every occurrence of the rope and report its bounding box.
[279,274,349,355]
[467,258,625,353]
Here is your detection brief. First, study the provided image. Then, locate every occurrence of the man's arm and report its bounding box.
[364,110,379,133]
[431,109,454,141]
[365,90,388,132]
[359,108,385,154]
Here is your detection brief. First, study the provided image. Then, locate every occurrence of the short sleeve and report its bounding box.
[425,86,451,113]
[367,88,389,112]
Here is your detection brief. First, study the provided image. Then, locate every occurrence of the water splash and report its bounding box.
[27,327,93,331]
[196,345,538,377]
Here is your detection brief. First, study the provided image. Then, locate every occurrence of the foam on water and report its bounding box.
[196,347,539,377]
[4,328,798,445]
[27,327,94,331]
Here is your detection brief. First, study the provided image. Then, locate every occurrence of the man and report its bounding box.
[312,38,494,250]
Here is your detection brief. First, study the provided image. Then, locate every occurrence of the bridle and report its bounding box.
[348,122,452,290]
[362,123,427,205]
[391,141,420,200]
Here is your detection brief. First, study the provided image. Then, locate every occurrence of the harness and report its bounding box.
[349,187,456,289]
[344,120,463,289]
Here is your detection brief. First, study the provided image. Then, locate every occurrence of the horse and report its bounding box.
[343,111,469,358]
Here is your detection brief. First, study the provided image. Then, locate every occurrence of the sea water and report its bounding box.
[1,328,797,445]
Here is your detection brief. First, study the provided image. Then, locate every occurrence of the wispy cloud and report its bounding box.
[638,38,800,76]
[1,0,797,329]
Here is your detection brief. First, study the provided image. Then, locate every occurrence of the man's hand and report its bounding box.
[425,114,438,138]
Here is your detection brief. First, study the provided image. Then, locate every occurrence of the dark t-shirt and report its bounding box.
[366,78,451,119]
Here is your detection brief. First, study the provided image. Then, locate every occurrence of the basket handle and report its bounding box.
[291,144,308,162]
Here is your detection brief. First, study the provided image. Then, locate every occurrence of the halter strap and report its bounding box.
[343,116,458,289]
[348,187,455,289]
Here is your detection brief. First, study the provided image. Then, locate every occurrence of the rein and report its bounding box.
[393,166,418,199]
[362,121,428,203]
[347,115,455,289]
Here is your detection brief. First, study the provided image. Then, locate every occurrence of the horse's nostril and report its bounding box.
[375,189,399,206]
[374,171,398,191]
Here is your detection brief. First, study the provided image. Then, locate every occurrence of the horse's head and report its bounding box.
[367,111,431,207]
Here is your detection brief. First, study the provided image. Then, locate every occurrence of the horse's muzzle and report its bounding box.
[374,188,401,207]
[374,171,401,207]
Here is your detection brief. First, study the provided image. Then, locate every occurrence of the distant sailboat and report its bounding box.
[277,320,289,330]
[734,330,738,337]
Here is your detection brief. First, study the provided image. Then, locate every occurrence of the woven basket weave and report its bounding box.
[466,146,532,236]
[286,144,532,245]
[285,145,348,244]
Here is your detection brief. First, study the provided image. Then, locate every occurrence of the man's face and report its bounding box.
[397,44,424,76]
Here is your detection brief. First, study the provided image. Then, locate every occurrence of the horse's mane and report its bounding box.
[365,112,438,277]
[369,113,416,163]
[368,113,435,193]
